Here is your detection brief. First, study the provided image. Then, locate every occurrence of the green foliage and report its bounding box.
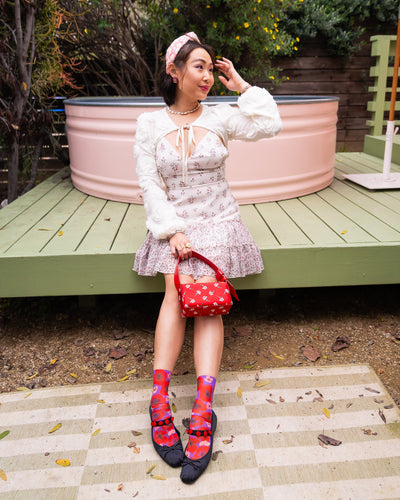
[164,0,299,90]
[282,0,398,56]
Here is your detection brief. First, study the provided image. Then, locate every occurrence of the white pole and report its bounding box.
[383,4,400,180]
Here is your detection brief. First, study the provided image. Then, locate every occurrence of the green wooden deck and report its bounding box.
[1,152,400,298]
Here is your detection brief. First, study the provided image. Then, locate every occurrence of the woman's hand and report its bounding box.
[169,232,193,260]
[215,57,248,93]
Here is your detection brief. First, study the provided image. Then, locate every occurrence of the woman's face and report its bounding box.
[175,48,214,101]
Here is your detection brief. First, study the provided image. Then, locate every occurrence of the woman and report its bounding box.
[133,32,282,484]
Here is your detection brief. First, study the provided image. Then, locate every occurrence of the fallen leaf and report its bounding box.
[318,434,342,446]
[97,399,106,404]
[117,484,123,491]
[365,387,380,394]
[377,368,384,374]
[133,492,139,498]
[105,362,112,373]
[117,375,129,382]
[182,417,190,429]
[346,403,353,408]
[48,423,62,434]
[84,347,95,357]
[279,396,285,402]
[243,361,256,370]
[362,428,372,435]
[126,368,137,375]
[316,390,324,398]
[378,409,386,423]
[341,230,347,234]
[237,387,242,398]
[58,230,63,236]
[69,373,78,379]
[0,431,10,440]
[22,81,27,90]
[223,435,234,445]
[266,398,277,404]
[322,408,331,419]
[131,430,142,436]
[374,398,384,404]
[328,404,334,410]
[56,459,70,467]
[146,465,156,474]
[301,345,321,362]
[254,380,271,388]
[16,386,30,391]
[24,392,32,399]
[313,397,324,402]
[127,442,136,448]
[271,351,285,360]
[331,335,350,352]
[171,402,177,413]
[384,404,394,409]
[92,429,101,436]
[212,450,223,461]
[296,396,303,402]
[27,372,38,380]
[132,446,140,454]
[151,475,166,480]
[50,359,57,365]
[114,330,131,340]
[0,469,7,481]
[109,346,128,360]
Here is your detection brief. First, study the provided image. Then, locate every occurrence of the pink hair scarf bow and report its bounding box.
[165,32,200,74]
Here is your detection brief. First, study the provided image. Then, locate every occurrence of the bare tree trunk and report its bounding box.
[7,137,19,202]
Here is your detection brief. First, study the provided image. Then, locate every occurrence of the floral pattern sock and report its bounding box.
[150,369,179,447]
[185,375,216,460]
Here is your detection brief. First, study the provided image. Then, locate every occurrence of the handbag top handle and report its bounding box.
[174,251,239,301]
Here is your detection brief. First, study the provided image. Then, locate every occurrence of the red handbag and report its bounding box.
[174,250,239,318]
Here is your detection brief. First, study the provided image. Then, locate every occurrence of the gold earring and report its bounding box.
[173,77,178,84]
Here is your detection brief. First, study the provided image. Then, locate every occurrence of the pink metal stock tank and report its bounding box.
[64,95,339,204]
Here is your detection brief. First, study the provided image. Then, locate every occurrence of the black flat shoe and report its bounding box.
[180,410,217,484]
[149,406,184,467]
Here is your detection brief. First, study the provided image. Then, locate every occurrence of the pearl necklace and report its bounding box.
[166,102,201,115]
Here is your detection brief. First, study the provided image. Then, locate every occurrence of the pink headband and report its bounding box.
[165,32,201,74]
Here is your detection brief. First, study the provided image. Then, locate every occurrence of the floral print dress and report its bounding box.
[133,125,264,279]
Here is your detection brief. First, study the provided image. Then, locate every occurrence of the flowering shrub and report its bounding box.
[165,0,300,91]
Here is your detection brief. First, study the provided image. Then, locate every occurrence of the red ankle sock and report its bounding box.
[151,369,179,447]
[185,375,216,460]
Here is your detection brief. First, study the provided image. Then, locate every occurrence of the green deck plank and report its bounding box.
[75,201,130,254]
[319,185,400,242]
[0,168,69,228]
[110,204,148,254]
[298,193,377,244]
[239,205,280,248]
[0,179,74,254]
[335,167,400,215]
[277,197,345,245]
[42,196,107,255]
[329,179,400,233]
[255,202,311,246]
[5,188,88,256]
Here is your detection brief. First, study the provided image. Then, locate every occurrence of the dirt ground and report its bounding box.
[1,285,400,407]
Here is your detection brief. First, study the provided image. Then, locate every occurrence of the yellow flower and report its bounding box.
[244,22,249,28]
[272,34,276,39]
[236,35,240,40]
[254,7,256,11]
[274,23,278,28]
[286,77,290,80]
[294,46,298,51]
[173,7,178,13]
[269,75,275,79]
[271,13,274,18]
[265,47,268,51]
[206,4,210,7]
[276,45,280,50]
[276,17,280,22]
[296,37,300,42]
[213,21,217,28]
[258,0,261,3]
[84,28,88,34]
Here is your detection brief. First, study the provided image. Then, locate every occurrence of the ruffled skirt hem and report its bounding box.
[133,218,263,280]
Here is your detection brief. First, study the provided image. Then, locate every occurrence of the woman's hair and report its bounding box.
[160,40,216,106]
